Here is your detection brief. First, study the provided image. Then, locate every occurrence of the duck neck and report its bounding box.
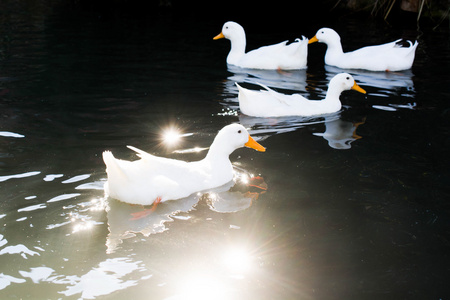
[203,144,234,183]
[227,31,246,65]
[205,142,233,164]
[324,84,344,106]
[324,40,344,64]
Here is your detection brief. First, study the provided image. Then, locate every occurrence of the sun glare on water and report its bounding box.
[168,246,255,299]
[162,128,181,146]
[222,246,253,275]
[161,127,193,147]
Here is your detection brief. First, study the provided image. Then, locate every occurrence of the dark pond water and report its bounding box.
[1,3,450,299]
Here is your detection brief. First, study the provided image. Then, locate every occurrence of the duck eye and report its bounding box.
[346,76,350,80]
[225,26,228,29]
[238,130,242,134]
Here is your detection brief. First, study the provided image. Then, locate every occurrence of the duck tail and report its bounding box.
[292,36,307,44]
[290,36,308,56]
[235,82,247,101]
[255,82,272,92]
[406,40,419,58]
[102,150,115,168]
[410,40,419,50]
[103,151,125,179]
[236,82,267,97]
[235,82,246,95]
[396,39,418,50]
[236,82,253,114]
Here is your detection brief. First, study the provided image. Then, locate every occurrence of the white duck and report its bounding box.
[102,124,265,206]
[236,73,366,117]
[213,21,308,70]
[309,28,418,71]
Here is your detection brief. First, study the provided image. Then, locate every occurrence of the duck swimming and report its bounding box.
[213,21,308,70]
[309,28,418,71]
[236,73,366,117]
[103,124,265,206]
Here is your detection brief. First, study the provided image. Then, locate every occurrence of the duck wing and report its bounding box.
[256,82,308,106]
[348,39,401,57]
[239,41,289,69]
[255,83,292,106]
[245,40,289,58]
[127,146,209,180]
[238,38,308,69]
[345,39,418,70]
[127,145,185,166]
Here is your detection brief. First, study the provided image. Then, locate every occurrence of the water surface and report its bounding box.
[1,5,450,299]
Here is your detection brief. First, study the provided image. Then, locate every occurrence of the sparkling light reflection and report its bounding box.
[162,128,182,146]
[172,146,208,154]
[222,246,253,274]
[69,198,106,233]
[239,173,250,185]
[72,221,94,233]
[233,171,254,185]
[170,246,255,299]
[161,127,193,147]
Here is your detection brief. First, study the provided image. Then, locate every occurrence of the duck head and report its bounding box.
[213,21,245,41]
[213,22,247,65]
[309,28,341,45]
[209,124,265,158]
[329,73,366,94]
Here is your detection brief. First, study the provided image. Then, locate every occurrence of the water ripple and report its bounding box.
[0,131,25,138]
[0,171,41,183]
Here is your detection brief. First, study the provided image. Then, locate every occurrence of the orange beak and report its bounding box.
[351,82,366,94]
[213,32,225,40]
[308,35,318,44]
[245,135,266,152]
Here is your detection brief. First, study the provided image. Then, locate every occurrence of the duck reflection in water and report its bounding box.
[325,65,415,96]
[105,171,267,254]
[239,112,340,142]
[313,116,366,150]
[225,65,308,93]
